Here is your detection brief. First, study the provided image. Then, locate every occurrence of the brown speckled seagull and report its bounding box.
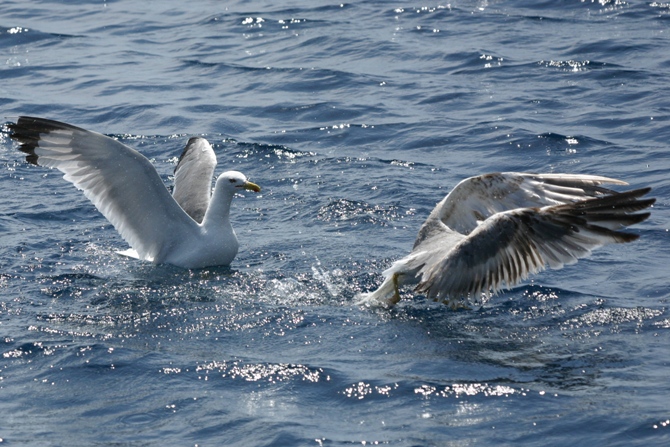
[357,172,654,308]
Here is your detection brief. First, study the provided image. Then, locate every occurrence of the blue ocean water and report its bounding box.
[1,0,669,445]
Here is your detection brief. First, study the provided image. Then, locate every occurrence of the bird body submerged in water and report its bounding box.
[10,116,260,269]
[357,172,654,308]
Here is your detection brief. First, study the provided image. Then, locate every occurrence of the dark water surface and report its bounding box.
[1,1,669,445]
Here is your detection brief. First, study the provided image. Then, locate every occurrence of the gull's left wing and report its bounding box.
[172,137,217,223]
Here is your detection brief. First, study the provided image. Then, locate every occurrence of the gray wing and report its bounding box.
[415,188,654,304]
[10,116,198,262]
[419,172,628,244]
[172,137,217,223]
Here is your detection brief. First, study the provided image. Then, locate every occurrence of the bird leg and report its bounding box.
[389,273,402,306]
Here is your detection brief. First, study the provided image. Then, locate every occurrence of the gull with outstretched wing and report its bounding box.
[10,116,260,269]
[357,172,654,308]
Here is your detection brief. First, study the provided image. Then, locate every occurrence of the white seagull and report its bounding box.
[357,172,654,308]
[10,116,261,269]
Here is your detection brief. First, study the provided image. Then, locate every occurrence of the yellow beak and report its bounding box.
[243,181,261,193]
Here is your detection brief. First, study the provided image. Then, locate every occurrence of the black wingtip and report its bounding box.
[9,117,42,165]
[25,153,39,165]
[9,116,84,166]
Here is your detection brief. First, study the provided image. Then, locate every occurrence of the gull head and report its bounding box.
[216,171,261,194]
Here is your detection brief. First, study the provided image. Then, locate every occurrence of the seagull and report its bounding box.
[9,116,261,269]
[357,172,655,308]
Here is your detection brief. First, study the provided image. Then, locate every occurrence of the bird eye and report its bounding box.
[229,179,237,183]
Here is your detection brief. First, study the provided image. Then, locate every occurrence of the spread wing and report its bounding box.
[423,172,628,241]
[172,137,217,223]
[416,188,654,304]
[9,116,198,262]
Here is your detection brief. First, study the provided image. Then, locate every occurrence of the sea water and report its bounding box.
[1,1,669,445]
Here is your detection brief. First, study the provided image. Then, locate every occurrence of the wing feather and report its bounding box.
[172,137,217,223]
[416,188,654,304]
[10,116,198,263]
[426,172,628,238]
